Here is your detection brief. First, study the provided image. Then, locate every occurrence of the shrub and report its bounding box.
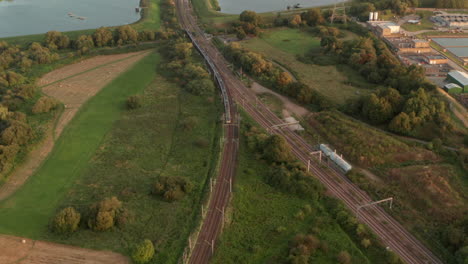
[132,239,155,264]
[52,207,81,234]
[32,96,59,114]
[361,238,371,248]
[0,144,19,175]
[152,176,193,202]
[185,78,215,95]
[1,120,33,146]
[126,95,142,110]
[180,116,198,131]
[87,196,123,231]
[337,251,351,264]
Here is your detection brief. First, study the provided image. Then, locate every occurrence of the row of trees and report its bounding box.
[222,42,331,109]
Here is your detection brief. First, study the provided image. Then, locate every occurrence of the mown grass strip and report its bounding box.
[0,52,157,238]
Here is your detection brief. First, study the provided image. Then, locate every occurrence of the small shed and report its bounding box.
[446,71,468,91]
[444,83,463,94]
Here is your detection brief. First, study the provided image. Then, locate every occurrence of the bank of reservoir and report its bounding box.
[0,0,140,38]
[217,0,338,14]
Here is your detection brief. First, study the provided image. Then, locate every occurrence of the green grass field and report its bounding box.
[211,118,374,263]
[0,52,157,237]
[401,11,434,32]
[241,28,372,106]
[0,51,222,263]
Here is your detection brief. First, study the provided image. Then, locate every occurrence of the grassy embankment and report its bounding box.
[0,0,161,47]
[211,115,380,264]
[0,51,222,263]
[241,28,372,106]
[304,111,467,263]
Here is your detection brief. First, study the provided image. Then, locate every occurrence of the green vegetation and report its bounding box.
[0,52,157,237]
[240,27,371,106]
[304,110,467,264]
[212,118,398,263]
[132,239,155,263]
[400,11,434,32]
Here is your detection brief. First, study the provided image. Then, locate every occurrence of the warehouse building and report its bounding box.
[432,14,468,28]
[446,71,468,91]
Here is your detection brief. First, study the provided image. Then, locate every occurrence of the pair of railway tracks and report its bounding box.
[176,0,444,263]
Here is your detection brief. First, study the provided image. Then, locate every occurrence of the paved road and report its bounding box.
[176,1,445,263]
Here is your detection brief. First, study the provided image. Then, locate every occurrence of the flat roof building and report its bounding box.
[424,54,448,64]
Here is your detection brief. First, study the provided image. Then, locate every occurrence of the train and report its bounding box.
[184,30,232,124]
[319,144,352,173]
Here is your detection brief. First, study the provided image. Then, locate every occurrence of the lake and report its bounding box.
[218,0,337,14]
[0,0,140,38]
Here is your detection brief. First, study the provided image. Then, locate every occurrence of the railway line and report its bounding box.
[176,0,444,263]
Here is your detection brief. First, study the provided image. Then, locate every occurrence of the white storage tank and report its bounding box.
[374,12,379,21]
[369,12,374,21]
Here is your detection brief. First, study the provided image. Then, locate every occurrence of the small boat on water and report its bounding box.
[67,12,86,20]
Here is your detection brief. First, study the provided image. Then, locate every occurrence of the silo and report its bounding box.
[374,12,379,21]
[369,12,374,21]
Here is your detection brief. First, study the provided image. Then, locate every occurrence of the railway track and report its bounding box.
[176,0,444,263]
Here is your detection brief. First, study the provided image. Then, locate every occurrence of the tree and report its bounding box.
[52,207,81,234]
[88,197,122,231]
[239,10,261,26]
[236,27,246,40]
[116,25,138,44]
[185,78,215,95]
[263,135,294,164]
[389,112,412,134]
[277,72,293,88]
[75,35,95,55]
[93,27,113,47]
[45,31,70,50]
[288,15,302,27]
[132,239,155,264]
[32,96,59,114]
[361,238,371,248]
[301,9,325,26]
[337,251,351,264]
[27,42,59,64]
[174,42,193,59]
[92,211,114,231]
[362,94,393,124]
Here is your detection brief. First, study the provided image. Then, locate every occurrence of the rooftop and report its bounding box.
[444,83,462,89]
[448,71,468,86]
[413,39,428,43]
[426,55,446,60]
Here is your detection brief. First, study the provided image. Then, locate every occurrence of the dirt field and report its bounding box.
[0,234,129,264]
[0,50,151,202]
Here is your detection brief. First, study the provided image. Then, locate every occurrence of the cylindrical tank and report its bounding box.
[374,12,379,21]
[369,12,374,21]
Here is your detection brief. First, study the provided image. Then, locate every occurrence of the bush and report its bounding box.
[337,251,351,264]
[52,207,81,234]
[152,176,193,202]
[132,239,155,263]
[87,196,123,231]
[32,96,59,114]
[185,78,215,95]
[180,116,198,131]
[1,120,33,146]
[126,95,142,110]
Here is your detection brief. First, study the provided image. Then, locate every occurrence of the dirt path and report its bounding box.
[250,82,308,117]
[0,234,129,264]
[0,50,151,202]
[437,87,468,128]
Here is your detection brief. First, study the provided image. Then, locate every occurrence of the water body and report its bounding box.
[218,0,338,14]
[0,0,140,38]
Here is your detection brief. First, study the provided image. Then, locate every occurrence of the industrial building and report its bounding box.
[376,22,400,36]
[444,83,463,94]
[424,54,448,64]
[431,14,468,29]
[446,71,468,91]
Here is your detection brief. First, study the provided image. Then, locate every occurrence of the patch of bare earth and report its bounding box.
[0,234,129,264]
[0,50,151,202]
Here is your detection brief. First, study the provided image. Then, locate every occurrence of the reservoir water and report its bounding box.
[218,0,337,14]
[0,0,140,38]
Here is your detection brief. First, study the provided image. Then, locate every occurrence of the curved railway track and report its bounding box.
[176,0,444,263]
